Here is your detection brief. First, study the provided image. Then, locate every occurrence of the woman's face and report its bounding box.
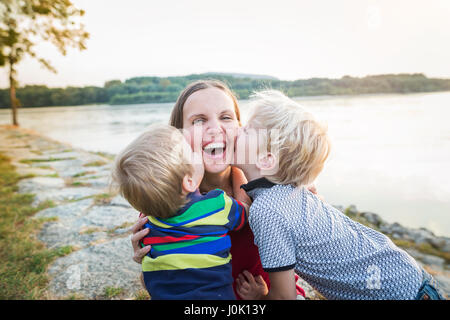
[182,87,240,174]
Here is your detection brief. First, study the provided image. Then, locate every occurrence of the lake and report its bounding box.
[1,91,449,237]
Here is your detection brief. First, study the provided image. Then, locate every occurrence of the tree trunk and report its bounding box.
[9,60,18,126]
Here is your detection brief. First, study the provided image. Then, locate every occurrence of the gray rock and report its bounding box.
[35,198,94,220]
[110,195,132,208]
[38,222,108,249]
[46,237,142,299]
[360,212,384,227]
[434,275,450,298]
[442,241,450,253]
[346,205,358,216]
[332,205,345,213]
[31,187,99,205]
[77,205,137,230]
[18,176,66,193]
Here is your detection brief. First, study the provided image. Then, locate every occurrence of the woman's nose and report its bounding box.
[205,119,224,136]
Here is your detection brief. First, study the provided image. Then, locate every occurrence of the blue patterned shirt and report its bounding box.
[242,178,423,300]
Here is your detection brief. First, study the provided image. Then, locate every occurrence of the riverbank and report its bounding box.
[0,125,448,299]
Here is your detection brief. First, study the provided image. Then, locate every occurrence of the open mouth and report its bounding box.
[203,141,226,160]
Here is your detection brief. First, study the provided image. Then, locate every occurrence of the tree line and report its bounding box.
[1,73,450,108]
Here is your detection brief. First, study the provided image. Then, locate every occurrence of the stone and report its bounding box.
[110,195,132,208]
[46,237,142,299]
[35,198,94,220]
[345,205,358,217]
[434,275,450,298]
[18,176,66,193]
[76,205,137,230]
[31,187,99,206]
[360,212,384,227]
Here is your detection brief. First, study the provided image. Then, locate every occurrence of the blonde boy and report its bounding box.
[112,124,247,299]
[234,90,445,300]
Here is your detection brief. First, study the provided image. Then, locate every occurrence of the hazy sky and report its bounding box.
[1,0,450,88]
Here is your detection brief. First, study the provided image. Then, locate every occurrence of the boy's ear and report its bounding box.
[182,174,197,193]
[256,152,278,174]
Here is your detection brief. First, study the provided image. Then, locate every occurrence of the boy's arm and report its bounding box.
[222,188,249,231]
[237,269,297,300]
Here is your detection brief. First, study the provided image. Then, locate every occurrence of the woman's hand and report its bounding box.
[131,216,151,264]
[307,183,324,201]
[236,270,269,300]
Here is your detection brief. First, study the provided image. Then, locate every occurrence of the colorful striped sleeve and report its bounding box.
[222,191,247,232]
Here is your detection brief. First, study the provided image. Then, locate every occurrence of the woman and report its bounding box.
[130,80,305,299]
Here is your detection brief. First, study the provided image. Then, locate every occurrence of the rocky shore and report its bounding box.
[0,125,448,299]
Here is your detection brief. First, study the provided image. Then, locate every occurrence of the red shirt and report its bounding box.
[230,222,305,299]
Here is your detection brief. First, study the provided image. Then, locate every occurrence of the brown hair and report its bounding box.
[169,79,241,129]
[111,124,193,218]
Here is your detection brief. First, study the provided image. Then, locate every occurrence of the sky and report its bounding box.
[1,0,450,88]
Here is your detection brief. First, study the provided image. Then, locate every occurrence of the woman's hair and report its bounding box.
[247,90,331,187]
[111,124,193,218]
[169,79,241,128]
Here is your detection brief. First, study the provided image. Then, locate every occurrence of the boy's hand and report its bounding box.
[236,270,269,300]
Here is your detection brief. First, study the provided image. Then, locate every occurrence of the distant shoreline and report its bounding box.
[1,89,450,111]
[1,73,450,108]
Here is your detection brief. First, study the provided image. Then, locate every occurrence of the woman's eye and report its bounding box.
[192,118,205,125]
[221,115,233,121]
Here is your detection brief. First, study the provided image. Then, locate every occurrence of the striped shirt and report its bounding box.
[141,188,247,300]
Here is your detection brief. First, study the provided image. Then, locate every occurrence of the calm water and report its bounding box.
[1,92,450,236]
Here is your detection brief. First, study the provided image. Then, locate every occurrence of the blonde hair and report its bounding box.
[111,124,193,218]
[247,90,331,187]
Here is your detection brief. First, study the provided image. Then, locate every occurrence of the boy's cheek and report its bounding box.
[234,136,248,165]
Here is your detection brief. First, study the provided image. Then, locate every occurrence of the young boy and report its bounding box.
[112,124,248,299]
[233,90,446,300]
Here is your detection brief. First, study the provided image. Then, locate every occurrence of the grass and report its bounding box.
[0,152,72,299]
[72,171,95,178]
[103,286,124,299]
[93,192,115,205]
[19,157,76,164]
[70,181,90,187]
[133,289,150,300]
[93,151,115,161]
[83,160,108,167]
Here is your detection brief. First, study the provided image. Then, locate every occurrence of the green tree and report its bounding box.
[0,0,89,125]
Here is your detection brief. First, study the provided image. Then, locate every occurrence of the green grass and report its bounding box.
[103,286,124,299]
[72,171,95,178]
[0,152,72,299]
[19,157,76,164]
[70,181,90,187]
[133,289,150,300]
[93,192,114,205]
[83,160,108,167]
